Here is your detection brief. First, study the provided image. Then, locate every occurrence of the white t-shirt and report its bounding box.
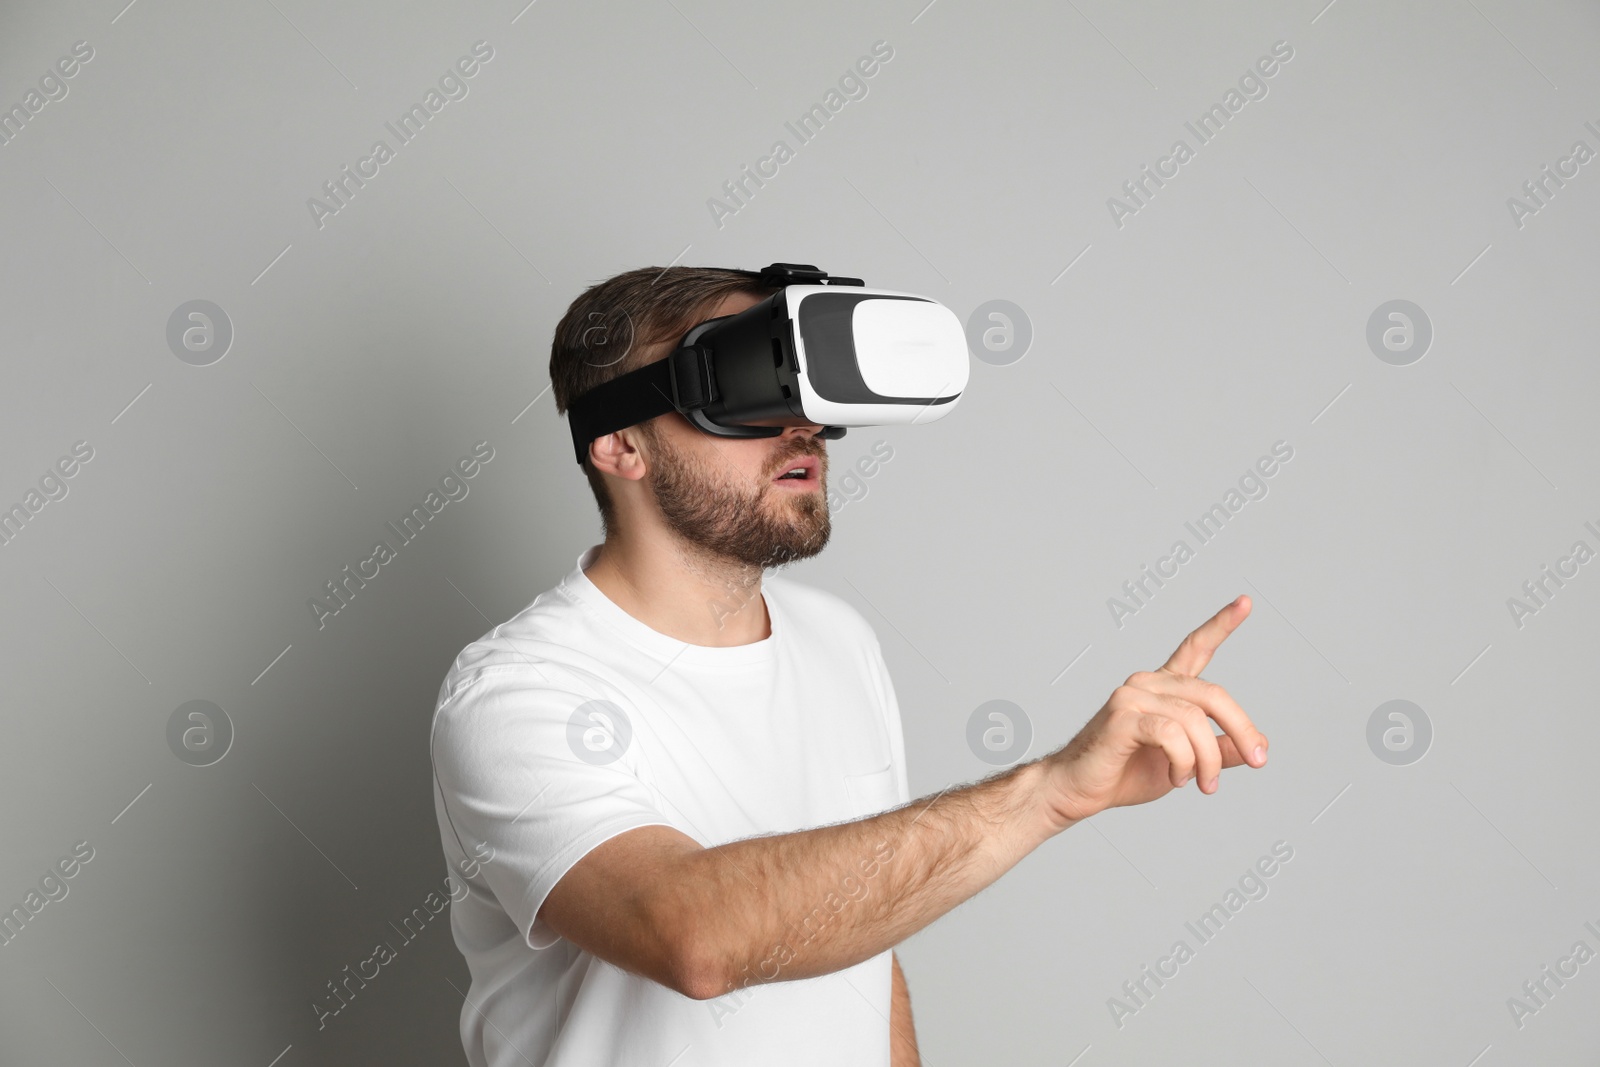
[430,544,910,1067]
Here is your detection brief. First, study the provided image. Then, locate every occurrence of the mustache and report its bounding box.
[768,438,826,476]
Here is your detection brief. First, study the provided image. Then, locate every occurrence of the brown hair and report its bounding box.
[548,266,777,535]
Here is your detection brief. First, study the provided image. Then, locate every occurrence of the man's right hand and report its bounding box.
[534,595,1271,999]
[1038,595,1269,829]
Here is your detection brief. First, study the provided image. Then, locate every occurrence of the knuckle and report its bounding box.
[1166,696,1205,723]
[1108,704,1139,732]
[1125,670,1155,689]
[1151,715,1183,740]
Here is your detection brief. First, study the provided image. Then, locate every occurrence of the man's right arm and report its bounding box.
[538,758,1060,1000]
[538,595,1270,1001]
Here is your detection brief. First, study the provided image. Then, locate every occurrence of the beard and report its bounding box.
[640,422,831,570]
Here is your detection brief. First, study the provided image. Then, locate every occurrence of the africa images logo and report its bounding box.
[1106,40,1295,229]
[707,40,894,229]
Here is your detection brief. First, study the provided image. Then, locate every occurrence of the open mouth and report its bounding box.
[772,455,820,486]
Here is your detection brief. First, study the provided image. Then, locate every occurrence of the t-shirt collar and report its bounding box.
[561,544,779,667]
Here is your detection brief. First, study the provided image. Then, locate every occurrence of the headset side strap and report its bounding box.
[566,346,719,464]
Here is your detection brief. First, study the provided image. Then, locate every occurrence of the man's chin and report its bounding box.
[775,523,831,565]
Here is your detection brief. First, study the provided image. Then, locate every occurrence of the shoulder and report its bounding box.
[434,585,611,715]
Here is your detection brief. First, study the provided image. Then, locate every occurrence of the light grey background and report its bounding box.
[2,0,1597,1063]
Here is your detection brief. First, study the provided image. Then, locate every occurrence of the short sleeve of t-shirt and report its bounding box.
[431,666,675,950]
[865,635,912,808]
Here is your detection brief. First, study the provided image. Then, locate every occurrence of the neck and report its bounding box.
[583,533,771,647]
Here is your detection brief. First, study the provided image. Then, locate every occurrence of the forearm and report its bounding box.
[668,759,1066,998]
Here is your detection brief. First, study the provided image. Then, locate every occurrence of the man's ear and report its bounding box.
[589,427,648,483]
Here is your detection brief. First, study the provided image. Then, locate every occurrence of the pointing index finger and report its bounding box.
[1161,595,1251,678]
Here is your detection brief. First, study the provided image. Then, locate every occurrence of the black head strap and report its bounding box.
[566,344,716,464]
[565,263,862,465]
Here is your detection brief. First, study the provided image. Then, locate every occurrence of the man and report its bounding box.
[430,265,1270,1067]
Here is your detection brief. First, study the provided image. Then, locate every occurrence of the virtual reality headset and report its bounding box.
[565,262,969,464]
